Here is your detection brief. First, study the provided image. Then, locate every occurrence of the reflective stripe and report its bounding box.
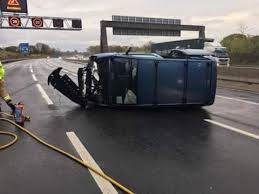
[0,61,5,80]
[4,95,12,101]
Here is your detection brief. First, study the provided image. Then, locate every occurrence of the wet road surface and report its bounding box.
[1,59,259,194]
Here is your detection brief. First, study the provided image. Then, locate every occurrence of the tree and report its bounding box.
[29,45,38,54]
[141,41,153,52]
[87,46,100,55]
[221,34,259,65]
[249,36,259,62]
[5,46,18,53]
[237,22,249,35]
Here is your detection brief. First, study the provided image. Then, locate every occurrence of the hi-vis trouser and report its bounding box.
[0,79,12,102]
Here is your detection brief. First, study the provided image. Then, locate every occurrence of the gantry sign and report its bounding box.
[0,0,82,31]
[0,15,82,30]
[100,15,205,52]
[0,0,28,13]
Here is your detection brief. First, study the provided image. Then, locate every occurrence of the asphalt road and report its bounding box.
[1,59,259,194]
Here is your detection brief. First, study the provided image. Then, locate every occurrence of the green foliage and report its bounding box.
[87,46,101,55]
[221,34,259,65]
[0,50,22,60]
[5,46,18,53]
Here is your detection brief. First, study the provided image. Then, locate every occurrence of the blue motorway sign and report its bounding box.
[19,43,29,54]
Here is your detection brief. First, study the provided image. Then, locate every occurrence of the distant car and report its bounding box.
[48,52,217,108]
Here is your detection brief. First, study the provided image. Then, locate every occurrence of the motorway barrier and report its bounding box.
[2,57,46,65]
[218,66,259,84]
[217,66,259,93]
[1,58,27,64]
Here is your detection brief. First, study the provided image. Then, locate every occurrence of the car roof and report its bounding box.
[171,49,211,56]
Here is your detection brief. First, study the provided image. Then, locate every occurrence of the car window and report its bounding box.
[170,50,186,59]
[170,51,178,58]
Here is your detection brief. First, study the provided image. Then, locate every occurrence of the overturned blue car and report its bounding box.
[48,50,217,108]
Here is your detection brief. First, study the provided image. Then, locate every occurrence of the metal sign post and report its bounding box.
[100,15,205,53]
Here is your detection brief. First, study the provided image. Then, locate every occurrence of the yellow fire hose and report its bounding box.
[0,112,134,194]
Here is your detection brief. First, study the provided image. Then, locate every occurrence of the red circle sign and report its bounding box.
[32,18,43,28]
[9,16,21,27]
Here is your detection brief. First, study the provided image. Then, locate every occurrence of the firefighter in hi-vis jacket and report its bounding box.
[0,61,16,113]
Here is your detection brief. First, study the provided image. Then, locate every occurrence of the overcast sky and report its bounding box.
[0,0,259,51]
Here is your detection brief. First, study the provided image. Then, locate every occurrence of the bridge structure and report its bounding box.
[100,15,205,53]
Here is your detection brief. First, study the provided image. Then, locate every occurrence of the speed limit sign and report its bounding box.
[8,16,21,27]
[32,17,43,28]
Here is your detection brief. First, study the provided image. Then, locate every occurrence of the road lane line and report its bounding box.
[30,65,54,105]
[66,132,118,194]
[30,64,33,73]
[216,95,259,106]
[36,84,54,105]
[205,119,259,140]
[32,74,38,82]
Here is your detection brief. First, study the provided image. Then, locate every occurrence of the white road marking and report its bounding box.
[205,119,259,140]
[32,74,38,82]
[30,64,33,73]
[217,95,259,106]
[30,64,54,105]
[36,84,54,105]
[66,132,118,194]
